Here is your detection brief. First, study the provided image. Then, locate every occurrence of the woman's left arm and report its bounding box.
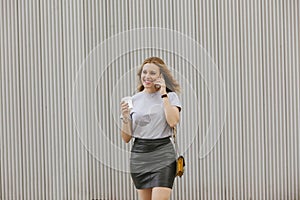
[163,97,180,128]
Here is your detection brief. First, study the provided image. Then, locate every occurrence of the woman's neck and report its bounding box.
[143,88,158,94]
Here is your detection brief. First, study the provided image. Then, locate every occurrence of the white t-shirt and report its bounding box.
[130,91,182,139]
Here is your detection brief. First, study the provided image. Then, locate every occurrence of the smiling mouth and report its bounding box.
[143,80,153,84]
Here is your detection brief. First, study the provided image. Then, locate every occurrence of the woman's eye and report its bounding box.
[150,72,156,75]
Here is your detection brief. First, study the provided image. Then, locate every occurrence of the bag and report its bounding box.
[173,127,185,178]
[176,155,185,177]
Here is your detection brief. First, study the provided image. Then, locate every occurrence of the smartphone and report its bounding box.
[155,74,162,89]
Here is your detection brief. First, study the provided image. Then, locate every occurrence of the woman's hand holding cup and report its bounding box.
[120,96,132,121]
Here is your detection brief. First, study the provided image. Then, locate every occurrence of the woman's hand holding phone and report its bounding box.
[154,74,167,94]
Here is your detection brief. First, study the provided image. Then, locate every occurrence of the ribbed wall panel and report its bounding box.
[1,0,299,199]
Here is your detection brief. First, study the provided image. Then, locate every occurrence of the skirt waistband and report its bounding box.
[134,137,171,143]
[132,137,172,153]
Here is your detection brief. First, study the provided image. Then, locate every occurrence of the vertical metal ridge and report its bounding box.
[296,1,300,199]
[255,0,266,198]
[0,0,3,191]
[0,1,3,199]
[284,1,292,198]
[293,0,298,198]
[284,1,290,197]
[1,0,8,198]
[278,1,288,199]
[261,0,270,198]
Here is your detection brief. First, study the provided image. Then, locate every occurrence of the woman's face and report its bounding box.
[141,63,161,89]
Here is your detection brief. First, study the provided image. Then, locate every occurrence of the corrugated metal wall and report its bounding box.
[1,0,299,199]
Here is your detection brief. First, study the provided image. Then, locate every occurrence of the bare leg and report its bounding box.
[151,187,172,200]
[137,188,152,200]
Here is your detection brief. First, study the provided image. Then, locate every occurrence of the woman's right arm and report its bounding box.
[120,102,132,143]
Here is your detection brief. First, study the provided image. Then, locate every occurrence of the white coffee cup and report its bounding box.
[121,96,133,110]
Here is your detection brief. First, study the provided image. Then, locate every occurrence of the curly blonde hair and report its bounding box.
[137,57,181,93]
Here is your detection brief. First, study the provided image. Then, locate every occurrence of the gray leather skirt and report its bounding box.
[130,137,177,189]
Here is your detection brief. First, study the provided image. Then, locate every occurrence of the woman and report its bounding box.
[120,57,182,200]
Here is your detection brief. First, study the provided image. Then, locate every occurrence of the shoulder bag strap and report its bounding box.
[172,126,180,157]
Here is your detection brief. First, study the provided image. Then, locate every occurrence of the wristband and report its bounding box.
[161,94,168,98]
[122,117,130,124]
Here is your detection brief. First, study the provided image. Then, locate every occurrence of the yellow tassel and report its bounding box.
[176,156,185,177]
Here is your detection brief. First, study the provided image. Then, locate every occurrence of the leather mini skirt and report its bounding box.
[130,137,177,189]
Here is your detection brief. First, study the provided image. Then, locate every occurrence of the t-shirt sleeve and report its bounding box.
[168,92,182,112]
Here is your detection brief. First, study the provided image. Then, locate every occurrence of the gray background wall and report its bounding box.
[1,0,299,199]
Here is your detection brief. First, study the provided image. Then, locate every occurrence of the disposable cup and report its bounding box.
[121,96,133,109]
